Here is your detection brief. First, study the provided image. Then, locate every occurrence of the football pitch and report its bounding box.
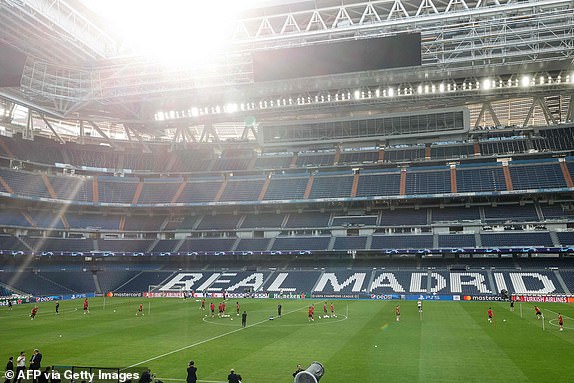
[2,298,574,383]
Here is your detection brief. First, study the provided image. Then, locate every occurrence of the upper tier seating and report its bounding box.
[263,173,309,200]
[431,206,481,222]
[177,177,224,203]
[371,235,433,249]
[406,169,451,195]
[220,176,266,202]
[480,232,554,247]
[272,236,331,251]
[285,212,330,228]
[380,209,428,226]
[98,176,139,204]
[456,164,507,193]
[241,213,285,229]
[235,238,271,251]
[308,172,354,199]
[332,236,368,250]
[296,153,336,167]
[509,160,567,190]
[483,204,539,222]
[331,215,378,226]
[356,169,401,197]
[2,126,574,174]
[137,178,182,204]
[338,150,379,164]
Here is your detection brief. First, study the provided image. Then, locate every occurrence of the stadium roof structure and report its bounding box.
[0,0,573,143]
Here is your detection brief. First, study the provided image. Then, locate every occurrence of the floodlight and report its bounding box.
[438,83,445,93]
[482,78,492,90]
[354,90,361,100]
[388,88,394,97]
[224,103,238,113]
[417,85,423,94]
[375,88,381,97]
[520,75,531,87]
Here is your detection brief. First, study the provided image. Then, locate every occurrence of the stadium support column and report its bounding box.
[399,168,407,196]
[334,147,341,165]
[131,181,143,204]
[214,177,228,202]
[290,153,298,168]
[378,148,385,162]
[171,179,187,203]
[258,175,271,201]
[449,164,457,193]
[0,174,14,194]
[304,174,315,199]
[473,143,481,156]
[559,159,574,188]
[41,174,58,199]
[92,177,99,203]
[21,212,36,227]
[502,161,513,191]
[351,172,359,198]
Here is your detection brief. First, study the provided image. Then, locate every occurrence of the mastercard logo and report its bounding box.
[106,292,114,297]
[463,295,472,301]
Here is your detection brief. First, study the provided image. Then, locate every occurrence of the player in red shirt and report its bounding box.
[136,303,144,316]
[210,302,215,318]
[236,301,240,316]
[558,313,564,331]
[395,305,401,322]
[83,298,89,314]
[308,306,314,322]
[201,299,206,310]
[487,307,493,323]
[534,306,542,319]
[323,302,328,317]
[222,301,226,316]
[218,302,223,317]
[30,306,38,320]
[330,302,335,317]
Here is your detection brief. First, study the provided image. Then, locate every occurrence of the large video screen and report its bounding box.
[253,33,421,82]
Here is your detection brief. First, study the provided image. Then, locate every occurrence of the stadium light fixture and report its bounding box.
[83,1,270,64]
[354,90,361,100]
[417,85,423,94]
[570,73,574,83]
[438,83,445,93]
[520,75,531,88]
[482,78,492,90]
[224,103,238,113]
[388,88,394,97]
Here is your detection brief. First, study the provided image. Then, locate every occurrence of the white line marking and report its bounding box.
[201,314,348,327]
[123,305,307,369]
[544,308,574,321]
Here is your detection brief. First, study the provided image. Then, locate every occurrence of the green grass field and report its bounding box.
[2,297,574,383]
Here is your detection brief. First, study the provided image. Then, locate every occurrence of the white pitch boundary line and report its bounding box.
[544,308,574,322]
[123,305,307,370]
